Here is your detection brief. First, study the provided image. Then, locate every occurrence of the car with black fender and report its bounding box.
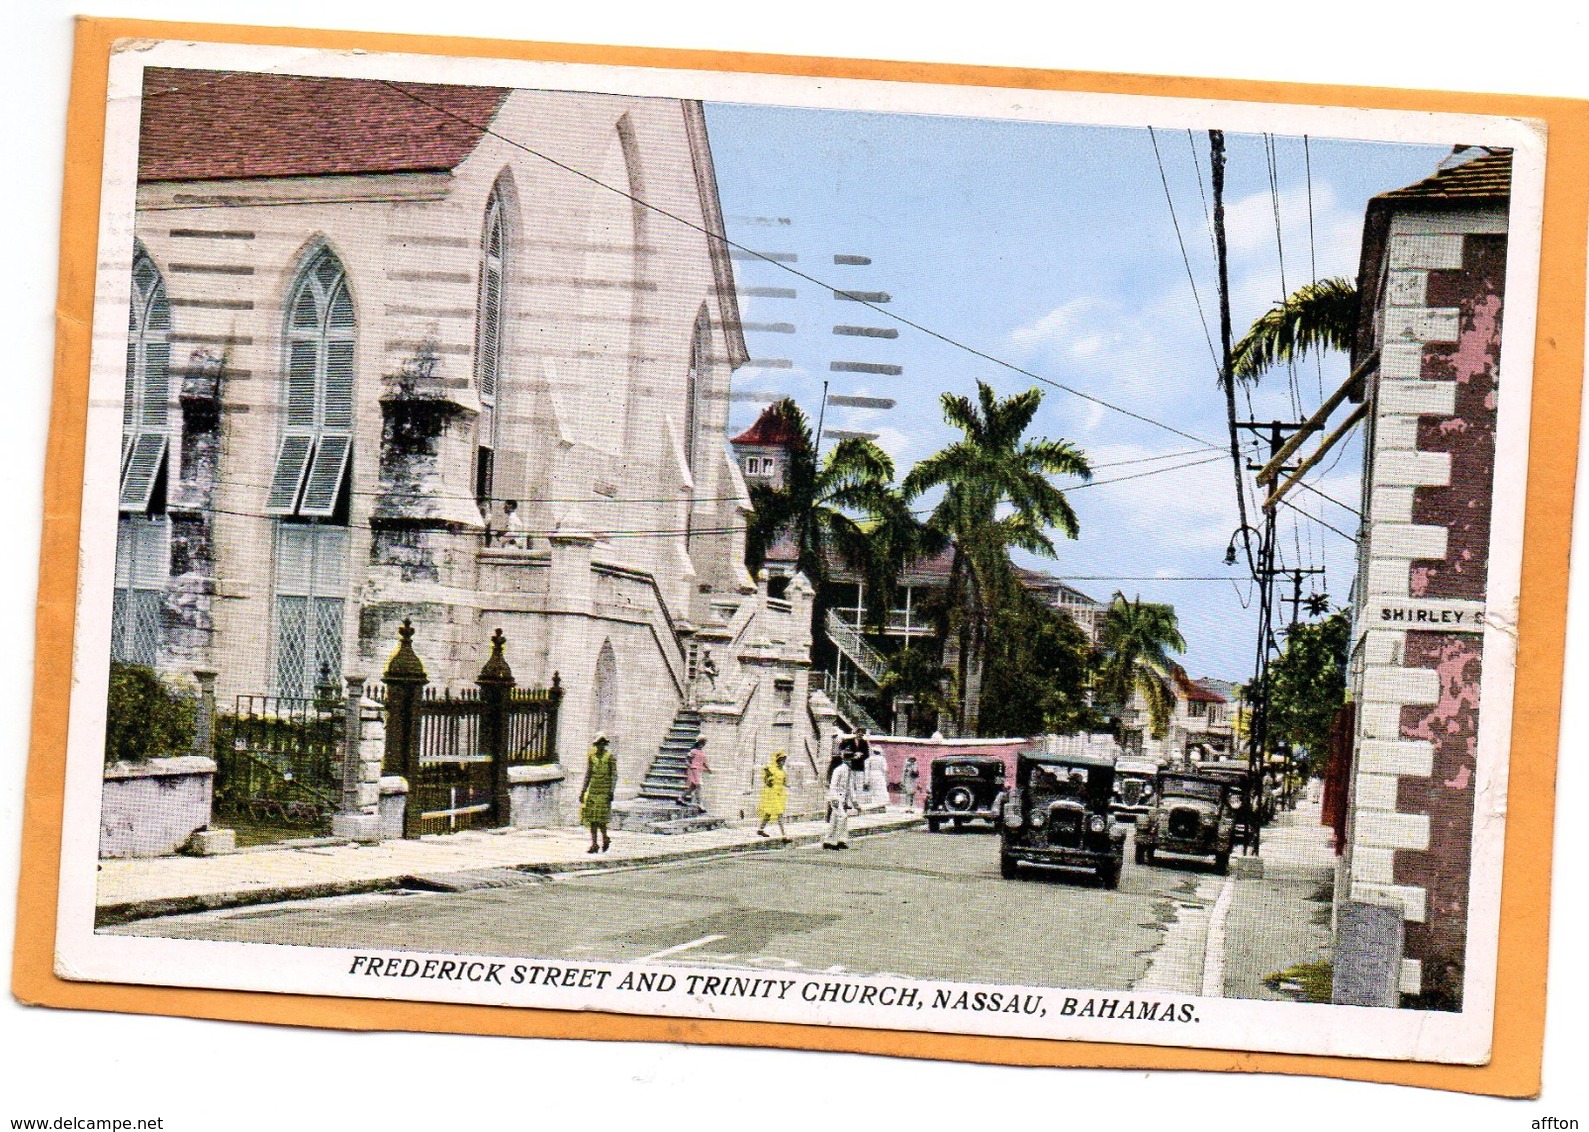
[1191,758,1265,845]
[999,752,1126,887]
[1134,769,1235,873]
[925,754,1008,831]
[1110,757,1159,821]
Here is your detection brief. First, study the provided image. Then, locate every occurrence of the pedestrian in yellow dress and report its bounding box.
[580,733,616,853]
[756,751,789,838]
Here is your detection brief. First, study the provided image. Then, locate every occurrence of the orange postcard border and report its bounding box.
[15,15,1588,1098]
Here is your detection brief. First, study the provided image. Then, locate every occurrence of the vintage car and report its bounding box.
[1191,758,1266,846]
[925,754,1008,832]
[1110,757,1159,821]
[1134,770,1235,873]
[1000,752,1126,887]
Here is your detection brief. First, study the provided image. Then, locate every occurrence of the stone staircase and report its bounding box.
[611,709,728,834]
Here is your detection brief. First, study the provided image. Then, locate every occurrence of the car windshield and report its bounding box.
[1158,775,1222,802]
[1030,764,1097,797]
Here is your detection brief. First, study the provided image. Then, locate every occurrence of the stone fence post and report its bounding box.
[382,619,429,839]
[332,675,381,843]
[192,669,217,760]
[476,627,516,824]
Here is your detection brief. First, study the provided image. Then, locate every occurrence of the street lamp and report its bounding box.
[1223,524,1260,569]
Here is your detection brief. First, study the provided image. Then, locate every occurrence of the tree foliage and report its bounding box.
[878,642,958,738]
[1094,594,1186,740]
[1262,610,1350,760]
[979,586,1100,739]
[743,398,900,591]
[902,381,1090,733]
[104,662,197,765]
[1230,277,1359,384]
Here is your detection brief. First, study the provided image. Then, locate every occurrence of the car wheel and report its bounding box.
[1143,846,1156,865]
[1134,843,1147,865]
[1215,851,1230,875]
[952,817,966,830]
[927,817,941,833]
[1000,853,1018,880]
[1100,864,1121,890]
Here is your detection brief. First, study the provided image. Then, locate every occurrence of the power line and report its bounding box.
[1277,497,1357,543]
[1185,129,1220,270]
[1148,126,1223,386]
[149,76,1362,555]
[1303,135,1325,403]
[375,80,1228,455]
[1053,575,1252,582]
[1062,453,1225,491]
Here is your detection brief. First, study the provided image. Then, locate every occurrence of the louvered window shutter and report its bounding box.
[275,252,356,517]
[123,317,138,438]
[286,340,318,430]
[299,435,351,517]
[118,434,168,513]
[323,339,354,430]
[479,271,501,402]
[265,435,315,514]
[141,341,170,429]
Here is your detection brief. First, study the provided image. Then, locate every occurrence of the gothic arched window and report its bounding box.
[111,250,173,666]
[270,247,354,696]
[267,247,354,519]
[119,251,172,513]
[475,187,508,508]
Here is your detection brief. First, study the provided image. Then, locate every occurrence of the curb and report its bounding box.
[95,815,924,927]
[1200,873,1237,998]
[514,815,920,878]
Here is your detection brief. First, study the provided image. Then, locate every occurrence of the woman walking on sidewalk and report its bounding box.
[684,737,712,811]
[580,733,616,853]
[756,751,789,838]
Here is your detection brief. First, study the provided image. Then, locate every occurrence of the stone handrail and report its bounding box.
[591,560,688,695]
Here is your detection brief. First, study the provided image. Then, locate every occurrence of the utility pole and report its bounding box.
[1210,130,1252,574]
[1275,565,1326,630]
[1234,418,1310,853]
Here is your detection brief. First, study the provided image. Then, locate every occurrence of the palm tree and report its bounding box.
[743,397,897,604]
[901,381,1091,735]
[1095,593,1186,742]
[1230,277,1359,384]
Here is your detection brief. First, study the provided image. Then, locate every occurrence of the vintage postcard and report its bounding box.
[20,20,1583,1090]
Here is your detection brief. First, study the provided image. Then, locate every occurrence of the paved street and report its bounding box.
[108,826,1238,992]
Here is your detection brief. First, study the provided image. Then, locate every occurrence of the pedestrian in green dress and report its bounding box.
[581,733,616,853]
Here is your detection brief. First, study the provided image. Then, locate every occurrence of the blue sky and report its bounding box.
[703,101,1451,682]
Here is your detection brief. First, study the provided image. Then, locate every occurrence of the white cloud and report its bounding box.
[1009,296,1109,352]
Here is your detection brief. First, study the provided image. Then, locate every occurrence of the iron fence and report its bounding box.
[214,688,342,836]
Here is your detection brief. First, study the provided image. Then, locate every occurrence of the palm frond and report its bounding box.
[1230,277,1358,385]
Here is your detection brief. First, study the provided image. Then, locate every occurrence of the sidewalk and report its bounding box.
[95,809,923,926]
[1216,797,1338,1000]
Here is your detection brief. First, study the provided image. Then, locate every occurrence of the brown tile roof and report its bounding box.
[730,403,808,449]
[1172,666,1225,704]
[1375,148,1512,205]
[1011,565,1101,607]
[138,68,509,182]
